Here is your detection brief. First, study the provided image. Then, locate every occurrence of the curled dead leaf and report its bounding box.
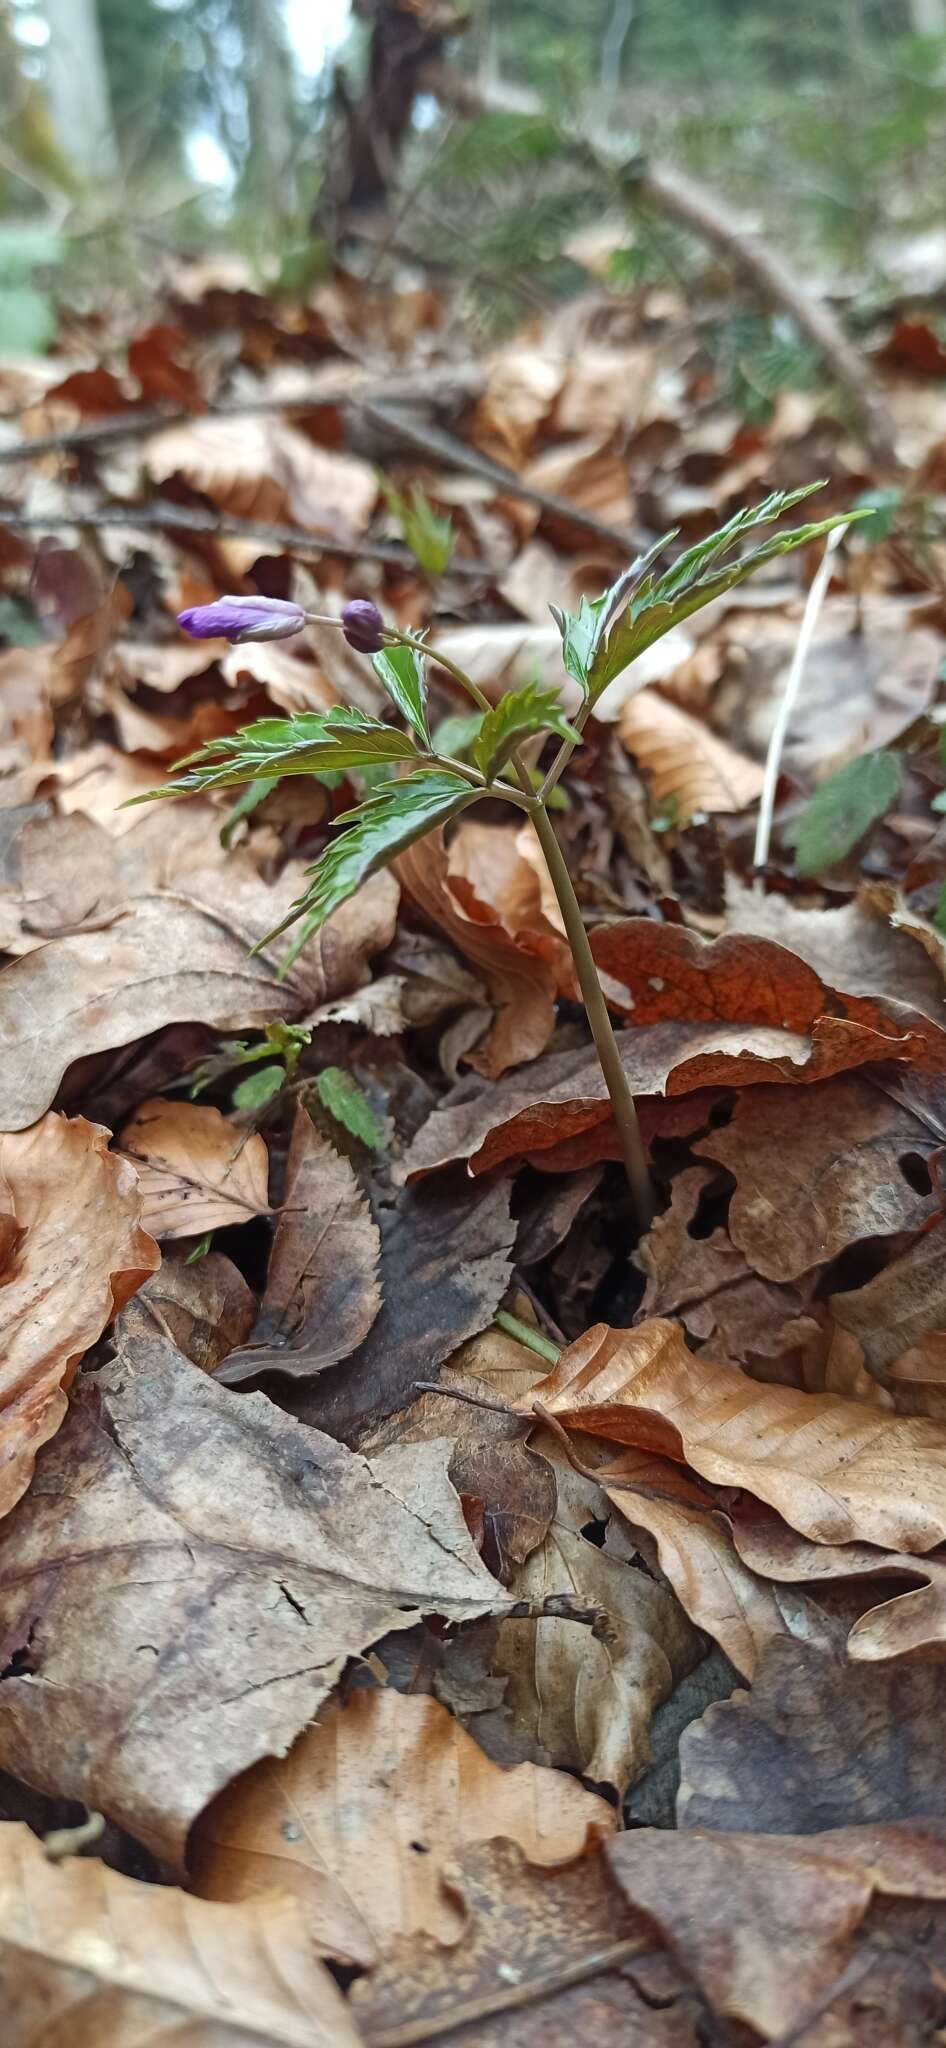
[0,1820,359,2048]
[0,1112,158,1523]
[192,1687,611,1962]
[118,1097,271,1240]
[619,686,765,817]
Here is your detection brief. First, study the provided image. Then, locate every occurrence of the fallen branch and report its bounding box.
[421,63,900,474]
[0,497,492,577]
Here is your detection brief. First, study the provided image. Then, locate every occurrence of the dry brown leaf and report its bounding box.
[218,1109,381,1384]
[598,1448,808,1680]
[679,1637,946,1833]
[517,1318,946,1553]
[590,915,946,1069]
[282,1173,515,1446]
[395,829,558,1077]
[608,1819,946,2046]
[695,1075,938,1281]
[729,1511,946,1664]
[0,646,54,756]
[125,1248,256,1372]
[490,1463,702,1796]
[725,877,946,1027]
[193,1687,611,1960]
[144,416,377,535]
[619,687,765,817]
[40,743,176,830]
[349,1837,687,2048]
[0,1328,517,1864]
[118,1097,271,1240]
[219,639,339,715]
[0,1820,360,2048]
[0,862,398,1131]
[0,1112,158,1523]
[830,1216,946,1386]
[106,638,220,694]
[0,803,229,955]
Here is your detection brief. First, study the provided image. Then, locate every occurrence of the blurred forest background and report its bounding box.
[1,0,945,374]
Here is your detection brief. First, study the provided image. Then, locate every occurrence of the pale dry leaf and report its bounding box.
[218,1108,381,1384]
[830,1216,946,1385]
[0,1820,361,2048]
[598,1448,807,1680]
[0,1330,516,1863]
[0,802,229,957]
[729,1511,946,1665]
[519,1318,946,1553]
[192,1687,612,1959]
[118,1097,271,1240]
[220,640,339,716]
[0,863,398,1131]
[0,1112,158,1523]
[144,416,377,536]
[395,829,558,1077]
[619,687,765,817]
[491,1463,702,1795]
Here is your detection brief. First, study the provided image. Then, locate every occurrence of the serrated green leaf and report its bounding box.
[472,681,580,781]
[268,771,479,969]
[549,596,601,692]
[583,487,865,701]
[315,1067,384,1151]
[789,749,902,874]
[232,1063,285,1111]
[220,775,272,848]
[371,642,430,743]
[129,708,421,802]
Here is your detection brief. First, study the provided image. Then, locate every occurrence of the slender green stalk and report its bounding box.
[493,1309,561,1366]
[527,799,654,1231]
[384,630,656,1233]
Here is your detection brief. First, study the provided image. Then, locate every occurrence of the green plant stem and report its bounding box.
[527,797,655,1233]
[389,630,655,1234]
[494,1309,561,1365]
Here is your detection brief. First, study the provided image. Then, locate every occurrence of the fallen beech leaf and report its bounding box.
[725,878,946,1028]
[144,416,377,536]
[0,1820,359,2048]
[218,1109,381,1384]
[0,1330,517,1863]
[619,687,765,817]
[0,862,398,1131]
[518,1319,946,1552]
[0,646,54,756]
[678,1637,946,1831]
[349,1837,679,2048]
[107,638,220,694]
[695,1075,938,1281]
[0,1113,158,1522]
[284,1174,515,1446]
[831,1216,946,1384]
[124,1249,256,1372]
[446,819,569,987]
[590,915,946,1070]
[402,1006,907,1181]
[729,1511,946,1665]
[598,1448,807,1680]
[362,1356,555,1578]
[220,639,339,716]
[491,1464,702,1795]
[608,1819,946,2044]
[395,829,558,1076]
[193,1688,611,1959]
[0,802,229,955]
[118,1097,271,1240]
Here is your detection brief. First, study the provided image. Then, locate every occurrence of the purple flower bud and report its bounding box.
[341,598,385,654]
[177,595,306,643]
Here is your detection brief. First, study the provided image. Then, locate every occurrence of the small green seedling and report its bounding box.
[144,485,853,1233]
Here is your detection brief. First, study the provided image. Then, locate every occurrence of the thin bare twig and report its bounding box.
[0,498,492,577]
[753,519,850,872]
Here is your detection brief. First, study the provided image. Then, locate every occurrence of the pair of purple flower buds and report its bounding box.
[178,594,386,654]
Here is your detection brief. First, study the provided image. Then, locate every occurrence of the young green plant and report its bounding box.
[148,485,852,1236]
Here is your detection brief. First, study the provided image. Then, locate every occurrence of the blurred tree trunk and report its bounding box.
[239,0,296,262]
[319,0,464,234]
[43,0,118,182]
[909,0,945,29]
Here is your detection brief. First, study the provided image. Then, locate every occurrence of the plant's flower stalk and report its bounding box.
[178,596,306,643]
[339,598,385,653]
